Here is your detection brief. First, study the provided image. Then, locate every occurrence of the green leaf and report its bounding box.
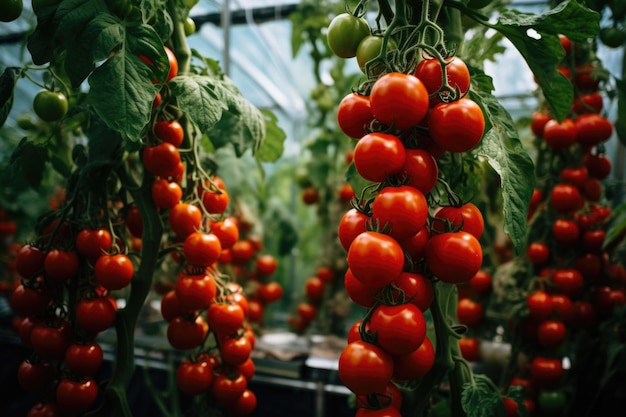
[27,5,60,65]
[505,386,530,417]
[0,68,17,128]
[604,202,626,250]
[9,139,49,189]
[615,78,626,147]
[169,75,228,132]
[86,23,164,141]
[255,109,286,163]
[65,13,124,88]
[472,86,535,255]
[461,0,600,121]
[55,0,108,47]
[461,374,503,417]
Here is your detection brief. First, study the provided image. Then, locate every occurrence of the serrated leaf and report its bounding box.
[255,109,286,163]
[55,0,108,46]
[461,375,503,417]
[87,53,160,141]
[472,87,535,255]
[169,75,228,132]
[86,23,164,141]
[475,0,600,121]
[0,68,17,127]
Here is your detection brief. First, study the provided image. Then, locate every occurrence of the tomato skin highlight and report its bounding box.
[370,72,429,130]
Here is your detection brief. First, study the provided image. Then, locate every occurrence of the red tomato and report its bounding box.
[574,253,602,282]
[183,232,222,267]
[459,337,481,362]
[355,406,402,417]
[56,378,98,415]
[17,360,55,392]
[337,92,375,139]
[142,142,181,177]
[10,284,51,317]
[559,166,589,188]
[584,153,612,179]
[424,231,482,284]
[559,34,572,54]
[415,56,471,102]
[316,266,335,284]
[391,336,435,380]
[575,114,613,148]
[573,92,603,114]
[543,118,576,149]
[371,185,428,240]
[231,239,256,265]
[530,112,551,137]
[550,183,584,214]
[76,228,112,263]
[164,46,178,82]
[65,343,104,376]
[30,321,73,360]
[393,271,434,311]
[573,300,596,327]
[354,132,406,182]
[355,382,403,411]
[169,203,202,239]
[399,148,439,194]
[573,64,600,92]
[256,282,283,304]
[536,320,566,348]
[301,186,320,205]
[527,291,553,321]
[247,300,264,322]
[429,98,485,153]
[160,290,183,321]
[201,185,230,214]
[338,182,356,202]
[457,297,484,327]
[305,276,325,304]
[370,72,429,130]
[207,303,245,335]
[151,179,182,210]
[338,340,394,395]
[399,226,430,263]
[229,389,257,416]
[176,359,213,395]
[344,268,378,308]
[125,205,143,238]
[26,402,62,417]
[347,231,405,289]
[550,269,584,298]
[297,302,317,323]
[256,254,277,276]
[369,303,426,355]
[552,219,580,244]
[210,217,240,249]
[467,270,492,295]
[175,272,217,311]
[95,253,134,290]
[213,372,247,405]
[15,244,47,279]
[432,202,484,239]
[76,297,117,335]
[166,315,208,350]
[527,242,550,265]
[529,357,563,387]
[582,178,602,202]
[44,249,79,283]
[338,208,370,252]
[153,119,184,147]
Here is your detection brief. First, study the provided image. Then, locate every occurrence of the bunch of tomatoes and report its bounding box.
[325,10,490,416]
[502,34,626,416]
[6,44,266,417]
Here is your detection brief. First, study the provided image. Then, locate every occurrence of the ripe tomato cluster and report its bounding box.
[503,35,626,417]
[327,13,490,412]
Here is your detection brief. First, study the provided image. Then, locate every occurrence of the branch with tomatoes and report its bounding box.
[322,0,602,416]
[1,1,286,417]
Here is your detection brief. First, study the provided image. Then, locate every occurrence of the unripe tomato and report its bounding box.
[326,13,371,59]
[0,0,23,22]
[33,90,68,122]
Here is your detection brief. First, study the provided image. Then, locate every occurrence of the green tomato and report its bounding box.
[0,0,23,22]
[16,114,36,130]
[356,35,397,75]
[599,27,626,48]
[537,390,566,414]
[33,90,69,122]
[326,13,370,59]
[31,0,59,14]
[184,17,196,36]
